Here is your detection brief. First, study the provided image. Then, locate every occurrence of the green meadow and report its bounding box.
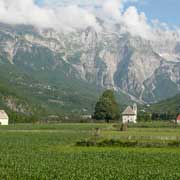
[0,123,180,179]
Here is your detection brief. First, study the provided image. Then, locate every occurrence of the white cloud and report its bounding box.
[102,0,122,21]
[0,0,59,29]
[121,6,155,40]
[54,5,101,32]
[43,0,140,7]
[0,0,179,41]
[0,0,101,32]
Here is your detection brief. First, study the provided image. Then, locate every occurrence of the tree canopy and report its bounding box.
[93,90,120,122]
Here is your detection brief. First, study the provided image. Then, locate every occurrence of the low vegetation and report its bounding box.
[0,123,180,179]
[76,139,180,148]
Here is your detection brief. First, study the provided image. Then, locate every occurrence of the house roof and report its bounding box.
[177,115,180,121]
[0,110,8,119]
[122,106,135,115]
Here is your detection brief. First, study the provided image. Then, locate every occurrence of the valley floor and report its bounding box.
[0,123,180,179]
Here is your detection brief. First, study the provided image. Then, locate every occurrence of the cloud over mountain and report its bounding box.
[0,0,101,32]
[0,0,179,40]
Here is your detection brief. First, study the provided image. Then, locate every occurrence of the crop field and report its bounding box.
[0,123,180,179]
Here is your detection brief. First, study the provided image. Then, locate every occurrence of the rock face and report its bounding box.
[0,23,180,103]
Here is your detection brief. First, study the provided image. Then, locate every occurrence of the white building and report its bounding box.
[122,104,137,124]
[82,115,92,119]
[0,110,9,125]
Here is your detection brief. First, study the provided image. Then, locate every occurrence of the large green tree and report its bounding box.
[93,90,120,122]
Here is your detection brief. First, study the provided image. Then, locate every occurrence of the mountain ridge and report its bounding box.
[0,22,180,115]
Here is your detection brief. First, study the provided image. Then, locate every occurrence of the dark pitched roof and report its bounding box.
[122,106,135,115]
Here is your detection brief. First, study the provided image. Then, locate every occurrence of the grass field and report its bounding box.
[0,123,180,179]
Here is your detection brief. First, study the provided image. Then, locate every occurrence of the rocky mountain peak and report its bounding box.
[0,23,180,104]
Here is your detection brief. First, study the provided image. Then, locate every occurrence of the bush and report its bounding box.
[76,139,180,148]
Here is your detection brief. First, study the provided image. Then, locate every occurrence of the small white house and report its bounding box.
[82,115,92,119]
[0,110,9,125]
[122,104,137,124]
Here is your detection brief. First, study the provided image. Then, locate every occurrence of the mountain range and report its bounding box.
[0,21,180,119]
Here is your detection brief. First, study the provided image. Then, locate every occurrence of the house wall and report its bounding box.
[0,118,9,125]
[123,115,136,123]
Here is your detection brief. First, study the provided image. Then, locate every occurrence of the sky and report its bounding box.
[124,0,180,27]
[0,0,179,40]
[36,0,180,27]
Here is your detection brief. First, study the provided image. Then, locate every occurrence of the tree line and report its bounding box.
[4,89,180,123]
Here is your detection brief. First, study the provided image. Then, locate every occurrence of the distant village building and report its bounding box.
[176,115,180,124]
[0,110,9,125]
[122,104,137,124]
[82,115,92,119]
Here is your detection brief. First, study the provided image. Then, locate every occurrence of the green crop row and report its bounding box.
[0,123,179,179]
